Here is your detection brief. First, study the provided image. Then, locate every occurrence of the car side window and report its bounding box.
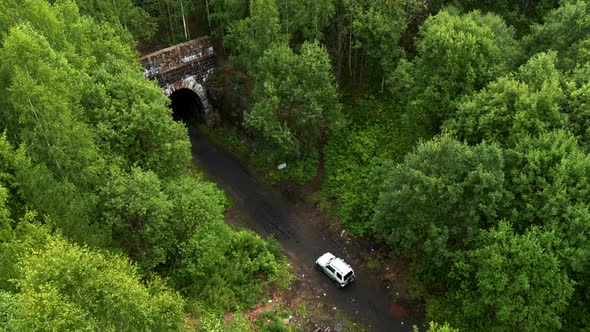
[326,266,335,274]
[336,272,342,280]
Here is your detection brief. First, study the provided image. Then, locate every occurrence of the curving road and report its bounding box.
[187,123,422,332]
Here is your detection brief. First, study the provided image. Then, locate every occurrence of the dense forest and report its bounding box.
[0,1,288,331]
[1,0,590,331]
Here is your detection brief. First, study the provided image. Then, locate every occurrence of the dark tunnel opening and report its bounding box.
[169,88,204,123]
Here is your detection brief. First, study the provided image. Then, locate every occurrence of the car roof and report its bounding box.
[330,257,353,275]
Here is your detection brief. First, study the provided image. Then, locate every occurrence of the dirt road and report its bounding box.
[187,124,424,331]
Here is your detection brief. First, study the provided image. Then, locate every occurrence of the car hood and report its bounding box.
[316,252,336,266]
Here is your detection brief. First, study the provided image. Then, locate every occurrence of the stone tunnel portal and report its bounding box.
[169,88,204,123]
[140,36,218,125]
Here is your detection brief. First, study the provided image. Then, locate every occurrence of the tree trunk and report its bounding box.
[205,0,211,32]
[180,0,189,41]
[335,10,345,87]
[166,0,174,42]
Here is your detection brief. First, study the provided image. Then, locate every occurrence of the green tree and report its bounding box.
[350,0,420,89]
[393,9,519,130]
[163,175,284,310]
[99,167,172,272]
[525,0,590,70]
[373,135,506,289]
[499,130,590,330]
[444,52,566,145]
[245,42,342,182]
[0,0,66,45]
[276,0,335,41]
[224,0,287,69]
[6,225,186,331]
[0,135,14,242]
[0,24,103,190]
[502,130,590,233]
[563,63,590,146]
[322,97,426,235]
[208,0,249,37]
[430,0,560,33]
[136,0,201,44]
[432,222,573,331]
[82,58,192,179]
[0,22,111,246]
[53,0,157,42]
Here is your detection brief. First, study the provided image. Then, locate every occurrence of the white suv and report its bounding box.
[315,252,355,288]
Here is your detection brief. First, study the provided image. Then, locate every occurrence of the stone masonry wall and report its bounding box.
[139,36,216,86]
[139,37,218,125]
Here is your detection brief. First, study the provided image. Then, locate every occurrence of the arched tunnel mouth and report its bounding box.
[169,88,205,124]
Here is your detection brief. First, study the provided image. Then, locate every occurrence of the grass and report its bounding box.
[195,122,253,160]
[361,252,381,271]
[255,303,298,332]
[334,310,366,331]
[294,303,311,320]
[194,122,274,180]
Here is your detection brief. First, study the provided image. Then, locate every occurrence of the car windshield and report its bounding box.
[344,271,353,280]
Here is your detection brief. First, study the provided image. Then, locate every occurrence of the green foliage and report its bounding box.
[245,42,342,183]
[81,58,191,179]
[135,0,203,44]
[0,185,13,243]
[0,215,48,292]
[444,52,566,145]
[437,0,560,33]
[185,228,286,311]
[502,131,590,236]
[373,135,506,289]
[564,63,590,146]
[52,0,157,42]
[350,0,412,76]
[0,24,103,190]
[196,122,246,156]
[99,167,173,272]
[490,130,590,330]
[208,0,249,37]
[432,222,573,331]
[162,175,287,311]
[0,0,190,247]
[225,0,287,69]
[526,0,590,70]
[0,290,16,329]
[413,322,460,332]
[276,0,335,41]
[7,225,187,332]
[393,9,519,129]
[197,311,254,332]
[255,305,297,332]
[0,2,288,327]
[323,97,426,234]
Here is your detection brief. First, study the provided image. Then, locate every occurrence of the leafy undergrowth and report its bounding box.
[195,122,316,184]
[322,96,429,235]
[195,123,255,162]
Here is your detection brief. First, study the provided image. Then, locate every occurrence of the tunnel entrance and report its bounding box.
[169,88,204,123]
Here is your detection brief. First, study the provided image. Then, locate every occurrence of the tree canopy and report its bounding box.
[0,1,288,330]
[4,0,590,330]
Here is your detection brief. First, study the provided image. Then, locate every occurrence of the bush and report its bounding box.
[323,97,427,235]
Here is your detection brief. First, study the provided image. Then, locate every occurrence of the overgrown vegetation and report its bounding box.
[168,0,590,330]
[4,0,590,330]
[0,1,288,330]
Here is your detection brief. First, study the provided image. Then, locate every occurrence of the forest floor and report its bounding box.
[186,122,426,331]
